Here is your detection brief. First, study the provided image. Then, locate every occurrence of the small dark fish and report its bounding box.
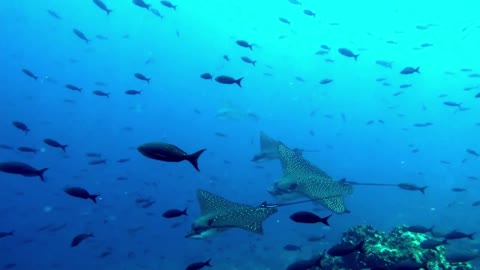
[134,73,150,83]
[315,50,328,55]
[466,148,479,157]
[452,187,466,192]
[288,0,301,4]
[0,162,48,182]
[73,29,90,43]
[413,122,433,127]
[307,235,326,242]
[64,187,100,203]
[86,152,102,158]
[319,79,333,84]
[214,75,243,87]
[321,45,330,50]
[398,183,427,194]
[186,259,211,270]
[472,201,480,206]
[98,251,112,258]
[71,233,94,247]
[328,241,364,257]
[138,142,206,171]
[95,35,108,40]
[376,60,393,68]
[284,244,301,251]
[399,84,412,88]
[289,211,331,226]
[92,90,110,98]
[150,8,164,18]
[338,48,359,61]
[116,158,130,163]
[420,239,447,249]
[12,121,29,134]
[392,91,403,96]
[241,56,256,66]
[0,231,14,238]
[469,73,480,78]
[162,208,187,218]
[444,230,474,240]
[65,84,82,92]
[0,144,14,150]
[400,67,420,74]
[236,40,254,50]
[17,147,38,154]
[468,176,478,180]
[366,120,375,125]
[160,1,176,10]
[295,76,305,82]
[132,0,151,9]
[475,93,480,98]
[443,101,461,107]
[88,159,107,165]
[47,10,62,19]
[125,89,141,95]
[405,225,433,233]
[214,132,228,138]
[279,17,290,25]
[420,43,433,48]
[21,69,38,80]
[200,73,213,80]
[303,9,315,17]
[93,0,113,15]
[44,138,68,152]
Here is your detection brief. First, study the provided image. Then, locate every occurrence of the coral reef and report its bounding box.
[318,225,474,270]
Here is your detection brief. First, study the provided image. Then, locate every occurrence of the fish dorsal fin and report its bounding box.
[209,206,278,234]
[197,189,240,215]
[259,131,280,153]
[278,144,329,177]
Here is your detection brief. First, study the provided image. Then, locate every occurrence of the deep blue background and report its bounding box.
[1,0,479,269]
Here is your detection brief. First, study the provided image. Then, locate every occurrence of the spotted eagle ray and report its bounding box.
[185,189,278,239]
[268,144,353,214]
[251,131,315,162]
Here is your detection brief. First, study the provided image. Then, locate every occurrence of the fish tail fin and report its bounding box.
[90,194,100,203]
[354,54,359,61]
[187,149,206,171]
[8,231,14,236]
[252,61,256,66]
[183,208,188,216]
[173,5,177,10]
[321,214,332,226]
[235,77,243,87]
[88,233,95,237]
[34,76,39,80]
[249,44,254,50]
[37,168,48,182]
[61,145,68,152]
[107,9,112,15]
[415,67,420,73]
[147,78,151,83]
[204,259,212,267]
[469,233,475,240]
[420,186,428,194]
[442,239,448,245]
[106,93,110,98]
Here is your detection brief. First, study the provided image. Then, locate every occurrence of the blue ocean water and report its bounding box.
[1,0,480,269]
